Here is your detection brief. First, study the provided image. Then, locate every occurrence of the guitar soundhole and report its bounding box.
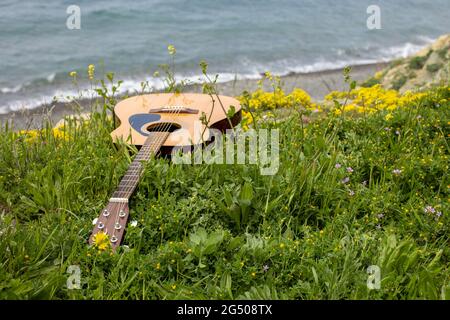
[146,122,181,133]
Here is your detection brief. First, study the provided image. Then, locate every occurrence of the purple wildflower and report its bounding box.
[424,206,436,214]
[263,265,270,272]
[362,180,368,186]
[377,213,385,219]
[341,177,350,184]
[392,169,402,175]
[335,163,342,169]
[395,130,400,135]
[436,211,442,218]
[346,167,354,173]
[349,190,355,196]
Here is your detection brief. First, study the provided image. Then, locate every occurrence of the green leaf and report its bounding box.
[223,188,234,207]
[239,181,253,206]
[220,272,233,299]
[227,105,236,118]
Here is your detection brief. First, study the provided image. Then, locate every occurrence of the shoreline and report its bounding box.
[0,62,387,130]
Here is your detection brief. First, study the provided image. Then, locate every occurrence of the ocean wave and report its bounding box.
[0,72,263,114]
[378,41,433,59]
[1,72,59,96]
[0,38,437,115]
[1,84,23,94]
[46,73,56,83]
[286,59,380,74]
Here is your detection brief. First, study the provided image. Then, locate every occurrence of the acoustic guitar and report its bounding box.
[89,93,241,250]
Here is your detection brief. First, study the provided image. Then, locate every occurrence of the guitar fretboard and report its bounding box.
[112,132,170,199]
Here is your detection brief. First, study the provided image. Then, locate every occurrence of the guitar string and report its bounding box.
[116,105,183,198]
[101,101,209,243]
[119,95,229,198]
[98,97,234,244]
[113,114,174,197]
[95,106,180,240]
[118,106,180,196]
[95,106,183,242]
[119,101,208,200]
[108,107,182,243]
[110,201,125,244]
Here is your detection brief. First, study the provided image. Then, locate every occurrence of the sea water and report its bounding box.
[0,0,449,113]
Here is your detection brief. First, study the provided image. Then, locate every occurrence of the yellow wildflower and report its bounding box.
[289,88,312,107]
[92,231,110,251]
[167,45,176,55]
[327,85,428,116]
[52,127,68,141]
[374,71,383,80]
[18,129,40,144]
[264,71,273,81]
[88,64,95,80]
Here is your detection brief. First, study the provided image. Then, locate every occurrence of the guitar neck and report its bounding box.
[89,131,170,250]
[112,132,170,200]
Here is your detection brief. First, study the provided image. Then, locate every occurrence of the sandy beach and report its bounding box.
[0,62,387,130]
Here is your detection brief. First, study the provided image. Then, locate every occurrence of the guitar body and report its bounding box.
[111,93,242,153]
[89,93,241,250]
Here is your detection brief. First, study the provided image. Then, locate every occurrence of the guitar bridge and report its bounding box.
[149,106,198,114]
[109,197,129,203]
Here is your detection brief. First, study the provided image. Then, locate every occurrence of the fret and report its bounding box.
[119,178,139,184]
[90,127,173,251]
[120,173,141,181]
[116,183,136,191]
[128,162,142,167]
[110,132,171,200]
[112,191,128,198]
[125,165,143,173]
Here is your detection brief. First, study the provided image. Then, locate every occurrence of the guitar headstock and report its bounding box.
[89,198,130,251]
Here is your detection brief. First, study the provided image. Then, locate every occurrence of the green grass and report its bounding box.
[409,51,432,70]
[361,77,380,88]
[427,63,443,73]
[391,74,408,91]
[437,46,449,60]
[0,85,449,300]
